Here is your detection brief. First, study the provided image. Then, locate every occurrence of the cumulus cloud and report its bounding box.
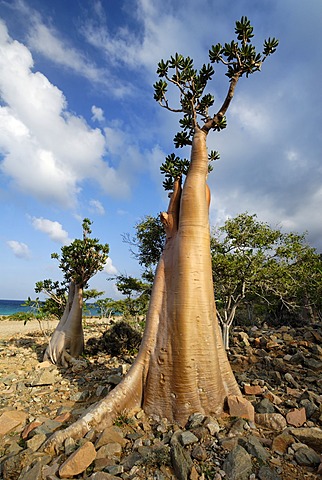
[89,199,105,215]
[103,257,118,275]
[0,20,132,207]
[7,240,30,259]
[31,217,71,244]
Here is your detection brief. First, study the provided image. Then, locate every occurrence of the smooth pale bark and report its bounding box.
[43,282,84,367]
[44,127,241,453]
[143,128,240,423]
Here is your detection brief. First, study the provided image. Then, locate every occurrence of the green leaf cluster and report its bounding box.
[211,213,321,328]
[154,16,278,151]
[52,218,109,288]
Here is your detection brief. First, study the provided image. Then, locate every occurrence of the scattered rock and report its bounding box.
[286,407,306,427]
[222,444,253,480]
[244,384,263,395]
[294,445,321,466]
[271,432,295,455]
[171,440,193,480]
[58,441,97,478]
[255,413,287,431]
[227,395,255,422]
[0,410,28,436]
[289,426,322,452]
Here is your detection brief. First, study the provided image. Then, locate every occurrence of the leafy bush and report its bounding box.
[87,320,142,356]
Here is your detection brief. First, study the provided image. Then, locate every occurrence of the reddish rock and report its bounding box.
[96,426,128,448]
[190,465,199,480]
[54,412,71,423]
[271,433,295,455]
[21,421,42,440]
[58,441,97,478]
[0,410,28,436]
[286,407,306,427]
[244,384,263,395]
[286,387,302,397]
[227,395,255,422]
[255,413,287,431]
[263,390,283,405]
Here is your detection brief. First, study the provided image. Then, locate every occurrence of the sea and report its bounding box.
[0,299,99,317]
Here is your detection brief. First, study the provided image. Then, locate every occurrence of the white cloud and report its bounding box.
[103,257,118,275]
[91,106,105,123]
[27,22,105,84]
[0,20,132,207]
[5,0,132,98]
[81,0,208,76]
[7,240,30,259]
[89,199,105,215]
[31,217,71,244]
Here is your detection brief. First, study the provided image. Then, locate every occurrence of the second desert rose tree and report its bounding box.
[45,17,278,451]
[43,218,109,366]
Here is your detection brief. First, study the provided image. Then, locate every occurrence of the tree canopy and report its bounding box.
[154,16,278,190]
[52,218,109,289]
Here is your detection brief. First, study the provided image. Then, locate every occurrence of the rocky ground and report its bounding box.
[0,317,322,479]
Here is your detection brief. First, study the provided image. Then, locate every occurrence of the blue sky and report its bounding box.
[0,0,321,300]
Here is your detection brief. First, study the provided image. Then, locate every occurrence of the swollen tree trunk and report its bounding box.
[44,128,241,453]
[43,281,84,367]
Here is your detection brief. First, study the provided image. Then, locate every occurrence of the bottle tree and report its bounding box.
[45,17,278,451]
[43,218,109,367]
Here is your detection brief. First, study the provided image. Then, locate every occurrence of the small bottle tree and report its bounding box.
[43,218,109,366]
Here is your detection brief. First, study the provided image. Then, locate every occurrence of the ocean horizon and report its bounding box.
[0,299,99,317]
[0,299,31,316]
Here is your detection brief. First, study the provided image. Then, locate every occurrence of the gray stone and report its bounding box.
[29,369,58,386]
[290,427,322,452]
[294,446,321,466]
[222,444,253,480]
[179,430,199,446]
[33,419,61,436]
[18,461,43,480]
[284,373,300,389]
[70,390,90,401]
[105,464,124,475]
[255,398,275,414]
[88,472,120,479]
[299,399,318,419]
[204,416,220,435]
[121,451,143,471]
[171,441,193,480]
[239,436,270,463]
[26,432,47,451]
[107,374,122,385]
[228,418,248,437]
[290,352,305,365]
[303,357,322,371]
[187,412,205,428]
[258,465,282,480]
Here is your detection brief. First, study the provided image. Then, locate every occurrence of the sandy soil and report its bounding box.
[0,317,107,339]
[0,318,58,339]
